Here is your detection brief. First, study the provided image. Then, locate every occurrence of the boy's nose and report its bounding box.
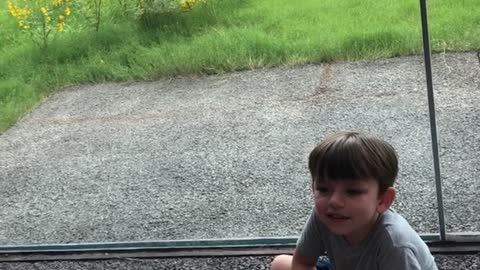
[328,191,345,208]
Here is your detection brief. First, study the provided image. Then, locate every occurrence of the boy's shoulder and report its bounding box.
[373,208,423,248]
[368,209,437,269]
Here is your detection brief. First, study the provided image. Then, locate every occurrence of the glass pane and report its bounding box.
[427,0,480,236]
[2,0,465,247]
[433,52,480,233]
[0,55,441,245]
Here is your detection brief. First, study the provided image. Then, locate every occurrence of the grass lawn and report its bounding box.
[0,0,479,133]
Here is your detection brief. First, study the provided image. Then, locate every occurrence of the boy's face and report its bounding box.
[312,177,392,245]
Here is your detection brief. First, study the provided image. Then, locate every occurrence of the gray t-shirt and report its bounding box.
[296,208,438,270]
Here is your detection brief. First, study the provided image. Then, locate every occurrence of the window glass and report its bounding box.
[0,58,441,245]
[8,0,480,246]
[433,52,480,234]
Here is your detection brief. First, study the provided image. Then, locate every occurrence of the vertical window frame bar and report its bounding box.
[419,0,447,241]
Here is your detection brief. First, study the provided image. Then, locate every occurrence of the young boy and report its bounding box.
[271,131,438,270]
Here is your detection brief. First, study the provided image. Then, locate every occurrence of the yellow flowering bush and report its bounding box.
[6,0,72,48]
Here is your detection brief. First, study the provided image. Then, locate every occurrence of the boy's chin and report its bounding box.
[322,218,358,238]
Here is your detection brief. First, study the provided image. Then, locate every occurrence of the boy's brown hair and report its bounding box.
[308,131,398,195]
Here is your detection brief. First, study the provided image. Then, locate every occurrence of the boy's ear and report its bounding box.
[376,187,396,213]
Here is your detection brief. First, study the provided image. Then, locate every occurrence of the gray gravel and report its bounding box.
[0,254,480,270]
[0,52,479,247]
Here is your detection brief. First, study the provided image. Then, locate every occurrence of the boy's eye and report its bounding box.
[346,189,364,196]
[316,187,329,193]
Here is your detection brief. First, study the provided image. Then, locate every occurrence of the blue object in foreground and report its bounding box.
[316,258,331,270]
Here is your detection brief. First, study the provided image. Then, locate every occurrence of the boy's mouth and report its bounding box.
[326,213,350,221]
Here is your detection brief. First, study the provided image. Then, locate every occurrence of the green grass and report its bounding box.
[1,0,480,133]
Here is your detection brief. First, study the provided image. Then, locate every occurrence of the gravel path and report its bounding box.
[0,53,479,247]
